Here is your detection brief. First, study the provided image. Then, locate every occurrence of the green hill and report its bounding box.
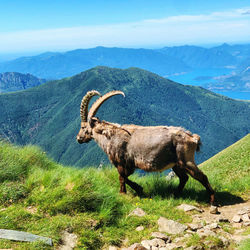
[200,133,250,198]
[0,66,249,166]
[0,135,249,249]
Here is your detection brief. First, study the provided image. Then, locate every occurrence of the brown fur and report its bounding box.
[77,91,215,205]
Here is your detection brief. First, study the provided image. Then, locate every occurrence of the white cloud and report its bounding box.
[0,7,249,53]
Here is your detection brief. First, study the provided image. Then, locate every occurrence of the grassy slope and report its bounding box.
[0,135,249,249]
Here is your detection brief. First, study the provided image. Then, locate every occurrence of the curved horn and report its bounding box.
[88,90,125,120]
[80,90,101,122]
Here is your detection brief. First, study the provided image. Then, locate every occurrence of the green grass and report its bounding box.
[0,134,249,249]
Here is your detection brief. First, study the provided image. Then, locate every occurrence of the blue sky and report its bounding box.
[0,0,250,54]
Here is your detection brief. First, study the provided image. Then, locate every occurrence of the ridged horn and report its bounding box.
[80,90,101,122]
[88,90,125,120]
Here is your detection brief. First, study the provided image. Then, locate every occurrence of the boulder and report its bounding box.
[158,217,187,234]
[151,232,171,242]
[129,208,146,217]
[177,204,203,213]
[232,214,241,223]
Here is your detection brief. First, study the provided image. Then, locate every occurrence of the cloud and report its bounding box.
[0,7,249,53]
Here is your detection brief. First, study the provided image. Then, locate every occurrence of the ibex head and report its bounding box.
[76,90,125,144]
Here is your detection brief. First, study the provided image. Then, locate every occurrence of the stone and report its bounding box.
[161,243,178,249]
[166,171,176,181]
[232,223,242,229]
[197,228,216,237]
[151,238,166,248]
[242,214,250,222]
[158,217,187,234]
[0,229,52,246]
[109,246,118,250]
[237,207,250,215]
[59,231,77,250]
[216,215,229,223]
[243,221,250,227]
[232,214,241,223]
[177,204,203,213]
[204,222,220,230]
[129,208,146,217]
[210,205,219,214]
[219,236,230,247]
[136,226,144,231]
[188,223,203,231]
[141,240,152,249]
[127,243,147,250]
[151,232,171,242]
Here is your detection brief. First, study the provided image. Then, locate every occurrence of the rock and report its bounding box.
[166,171,176,181]
[0,229,53,246]
[158,217,187,234]
[232,214,241,223]
[237,207,250,215]
[232,223,242,228]
[129,208,146,217]
[160,243,179,249]
[210,205,219,214]
[242,214,250,222]
[197,228,216,237]
[136,226,144,231]
[141,240,152,249]
[185,246,203,250]
[109,246,119,250]
[151,232,171,242]
[126,243,147,250]
[188,223,203,231]
[219,236,230,247]
[59,231,77,250]
[216,215,229,223]
[204,222,220,230]
[151,238,166,248]
[243,221,250,227]
[177,204,203,213]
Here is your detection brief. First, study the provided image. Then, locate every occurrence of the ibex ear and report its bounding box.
[89,117,99,128]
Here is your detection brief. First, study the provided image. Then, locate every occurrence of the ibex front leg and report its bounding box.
[117,165,143,196]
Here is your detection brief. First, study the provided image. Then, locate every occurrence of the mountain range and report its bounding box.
[0,44,249,94]
[0,72,46,93]
[0,66,249,167]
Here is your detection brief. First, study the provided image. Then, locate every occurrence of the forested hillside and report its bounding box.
[0,66,249,166]
[0,72,46,93]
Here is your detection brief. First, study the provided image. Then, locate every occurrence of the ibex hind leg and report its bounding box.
[172,165,189,196]
[185,161,215,205]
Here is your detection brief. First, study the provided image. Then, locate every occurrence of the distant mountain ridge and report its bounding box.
[0,66,249,167]
[0,72,46,93]
[0,47,190,79]
[0,44,248,80]
[0,44,249,94]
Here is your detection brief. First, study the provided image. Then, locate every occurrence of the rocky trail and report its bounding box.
[107,199,250,250]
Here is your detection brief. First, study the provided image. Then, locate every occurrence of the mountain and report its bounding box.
[0,47,190,79]
[0,66,249,167]
[157,45,237,69]
[0,72,46,93]
[205,66,250,92]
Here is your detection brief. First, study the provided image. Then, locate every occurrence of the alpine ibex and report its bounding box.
[77,90,215,205]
